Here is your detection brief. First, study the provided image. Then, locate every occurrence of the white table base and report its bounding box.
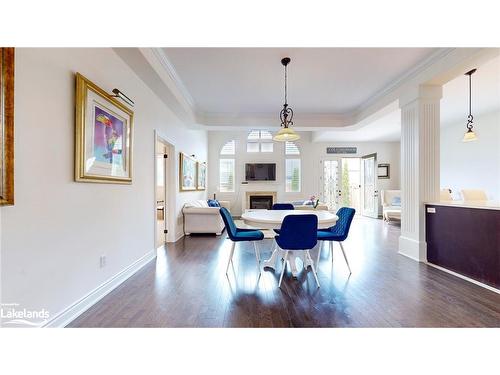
[262,240,316,277]
[240,210,337,277]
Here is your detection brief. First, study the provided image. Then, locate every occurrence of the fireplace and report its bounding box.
[245,191,277,210]
[249,195,274,210]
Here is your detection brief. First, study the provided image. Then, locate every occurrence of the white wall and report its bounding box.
[208,131,400,215]
[0,48,207,323]
[441,111,500,200]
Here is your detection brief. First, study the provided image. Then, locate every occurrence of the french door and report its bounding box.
[320,159,341,211]
[361,153,378,218]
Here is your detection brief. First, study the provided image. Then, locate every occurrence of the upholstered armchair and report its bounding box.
[380,190,401,222]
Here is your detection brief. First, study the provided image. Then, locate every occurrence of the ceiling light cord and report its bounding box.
[284,64,288,105]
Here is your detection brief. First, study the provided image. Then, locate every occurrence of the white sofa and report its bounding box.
[380,190,401,222]
[182,200,230,235]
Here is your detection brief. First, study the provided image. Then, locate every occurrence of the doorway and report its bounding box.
[361,153,379,218]
[155,135,174,248]
[320,157,361,212]
[340,157,361,212]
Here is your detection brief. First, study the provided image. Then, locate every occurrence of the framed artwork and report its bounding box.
[0,48,14,206]
[378,163,390,179]
[180,153,197,191]
[75,73,134,184]
[197,162,207,190]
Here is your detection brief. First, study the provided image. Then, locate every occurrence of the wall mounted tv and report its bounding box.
[245,163,276,181]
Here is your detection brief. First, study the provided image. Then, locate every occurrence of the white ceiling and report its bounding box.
[314,54,500,141]
[119,48,498,143]
[162,48,438,115]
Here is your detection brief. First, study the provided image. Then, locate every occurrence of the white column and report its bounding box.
[399,85,442,262]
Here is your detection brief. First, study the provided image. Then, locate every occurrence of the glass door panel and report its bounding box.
[321,159,340,211]
[361,153,378,218]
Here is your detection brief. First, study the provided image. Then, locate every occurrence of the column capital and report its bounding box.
[399,84,442,108]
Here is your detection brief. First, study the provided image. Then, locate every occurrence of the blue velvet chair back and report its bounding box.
[272,203,294,210]
[219,207,238,241]
[276,214,318,250]
[330,207,356,241]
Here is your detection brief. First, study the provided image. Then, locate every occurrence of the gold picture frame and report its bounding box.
[197,162,207,191]
[75,73,134,184]
[0,47,14,206]
[179,153,197,191]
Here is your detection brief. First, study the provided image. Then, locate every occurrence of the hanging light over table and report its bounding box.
[462,68,478,142]
[273,57,300,142]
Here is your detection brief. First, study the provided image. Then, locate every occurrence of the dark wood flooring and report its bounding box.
[68,217,500,327]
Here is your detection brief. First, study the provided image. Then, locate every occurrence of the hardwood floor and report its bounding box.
[68,217,500,327]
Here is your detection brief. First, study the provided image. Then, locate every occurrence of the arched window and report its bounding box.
[247,130,274,153]
[285,141,300,192]
[219,140,235,192]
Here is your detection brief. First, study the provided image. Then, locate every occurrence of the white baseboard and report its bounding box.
[398,236,426,262]
[169,233,184,243]
[426,262,500,295]
[44,250,157,328]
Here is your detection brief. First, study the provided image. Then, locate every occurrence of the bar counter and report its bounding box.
[425,201,500,290]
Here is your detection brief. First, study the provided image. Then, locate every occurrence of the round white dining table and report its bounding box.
[241,210,338,277]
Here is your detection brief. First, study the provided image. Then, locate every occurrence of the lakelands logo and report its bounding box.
[1,303,50,327]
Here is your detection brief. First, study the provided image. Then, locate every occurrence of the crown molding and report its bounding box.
[150,48,197,111]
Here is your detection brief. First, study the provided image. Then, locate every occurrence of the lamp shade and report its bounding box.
[462,129,478,142]
[273,127,300,141]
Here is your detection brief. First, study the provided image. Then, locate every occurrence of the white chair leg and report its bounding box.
[316,241,322,268]
[253,241,261,275]
[330,241,334,265]
[339,242,352,274]
[226,241,236,275]
[307,250,320,288]
[278,250,289,288]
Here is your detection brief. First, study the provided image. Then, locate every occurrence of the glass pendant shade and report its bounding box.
[462,128,478,142]
[273,127,300,141]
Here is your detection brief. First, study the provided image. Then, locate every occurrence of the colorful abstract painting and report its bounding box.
[93,106,124,167]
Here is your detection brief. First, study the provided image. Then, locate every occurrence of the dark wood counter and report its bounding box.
[425,204,500,289]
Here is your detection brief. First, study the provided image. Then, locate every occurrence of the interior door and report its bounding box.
[361,153,378,218]
[320,159,341,211]
[156,143,168,247]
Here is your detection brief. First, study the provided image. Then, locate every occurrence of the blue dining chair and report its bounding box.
[275,214,320,288]
[316,207,355,274]
[219,207,264,276]
[271,203,293,234]
[272,203,294,210]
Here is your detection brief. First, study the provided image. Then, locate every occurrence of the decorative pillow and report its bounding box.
[207,199,220,207]
[391,197,401,207]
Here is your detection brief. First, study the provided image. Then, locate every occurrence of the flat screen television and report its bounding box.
[245,163,276,181]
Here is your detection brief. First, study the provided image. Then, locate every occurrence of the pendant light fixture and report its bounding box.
[273,57,300,142]
[462,68,478,142]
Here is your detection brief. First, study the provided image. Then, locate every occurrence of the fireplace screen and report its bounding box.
[249,195,274,210]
